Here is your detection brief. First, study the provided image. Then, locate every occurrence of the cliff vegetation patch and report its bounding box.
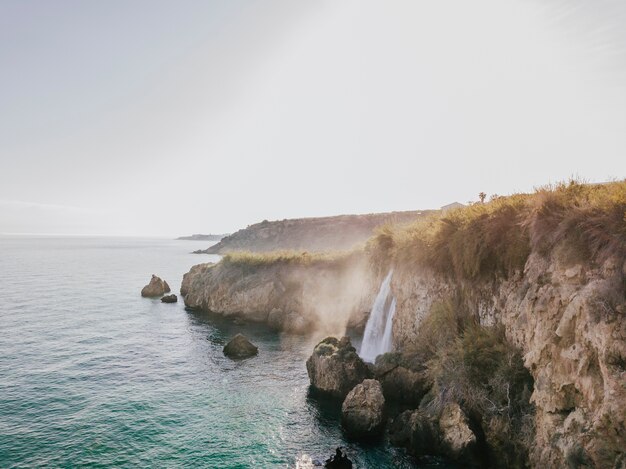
[368,179,626,281]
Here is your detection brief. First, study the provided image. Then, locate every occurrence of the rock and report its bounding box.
[373,352,430,405]
[389,409,439,456]
[306,337,371,398]
[324,447,353,468]
[438,402,477,460]
[341,379,385,438]
[223,333,258,359]
[141,274,171,297]
[161,294,177,303]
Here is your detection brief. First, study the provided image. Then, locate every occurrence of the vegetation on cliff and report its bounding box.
[368,179,626,281]
[408,299,535,467]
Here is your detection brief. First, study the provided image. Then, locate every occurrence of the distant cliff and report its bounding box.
[177,234,228,241]
[196,210,431,254]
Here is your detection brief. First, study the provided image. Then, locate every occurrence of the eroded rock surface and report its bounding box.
[306,337,371,398]
[391,252,626,468]
[373,352,429,405]
[181,259,376,335]
[141,274,171,297]
[341,379,385,438]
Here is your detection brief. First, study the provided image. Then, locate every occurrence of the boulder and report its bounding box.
[306,337,371,399]
[141,274,171,297]
[161,294,177,303]
[223,333,258,359]
[388,409,439,455]
[373,352,430,405]
[438,402,477,460]
[341,379,385,438]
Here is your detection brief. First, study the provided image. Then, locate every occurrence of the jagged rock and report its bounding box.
[373,352,430,405]
[306,337,371,398]
[341,379,385,438]
[141,274,171,297]
[223,333,258,359]
[161,294,177,303]
[438,402,477,460]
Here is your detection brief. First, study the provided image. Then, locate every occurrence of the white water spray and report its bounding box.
[360,270,396,362]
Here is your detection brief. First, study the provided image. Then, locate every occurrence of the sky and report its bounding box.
[1,0,625,236]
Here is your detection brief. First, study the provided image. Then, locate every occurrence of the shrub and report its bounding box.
[367,179,626,281]
[423,322,535,467]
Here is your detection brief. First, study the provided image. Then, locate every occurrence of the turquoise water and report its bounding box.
[0,236,422,468]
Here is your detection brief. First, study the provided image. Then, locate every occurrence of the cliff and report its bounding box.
[197,210,431,254]
[181,251,378,335]
[177,233,228,241]
[180,180,626,467]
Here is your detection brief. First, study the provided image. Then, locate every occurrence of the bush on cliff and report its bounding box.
[368,179,626,281]
[408,300,535,468]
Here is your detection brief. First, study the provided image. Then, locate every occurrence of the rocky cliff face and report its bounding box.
[390,252,626,468]
[198,210,430,254]
[181,257,377,336]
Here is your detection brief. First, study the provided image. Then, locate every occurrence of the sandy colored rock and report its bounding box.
[306,337,371,399]
[341,379,385,438]
[141,274,171,297]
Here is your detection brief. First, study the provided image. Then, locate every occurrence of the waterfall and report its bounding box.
[359,270,396,362]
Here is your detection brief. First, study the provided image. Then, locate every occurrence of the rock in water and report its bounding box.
[141,274,171,297]
[341,379,385,438]
[324,447,353,468]
[223,333,258,359]
[306,337,371,399]
[161,294,177,303]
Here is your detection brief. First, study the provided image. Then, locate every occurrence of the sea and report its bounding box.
[0,235,438,468]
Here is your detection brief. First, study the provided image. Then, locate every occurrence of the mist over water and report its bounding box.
[0,237,419,468]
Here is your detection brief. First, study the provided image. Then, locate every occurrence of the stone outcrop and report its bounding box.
[161,294,177,303]
[438,403,477,460]
[388,405,478,464]
[181,257,376,336]
[197,210,430,254]
[141,274,171,297]
[341,379,385,438]
[223,333,258,359]
[306,337,371,398]
[372,353,429,405]
[390,252,626,468]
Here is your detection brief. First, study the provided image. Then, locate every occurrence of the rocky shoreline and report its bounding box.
[179,183,626,468]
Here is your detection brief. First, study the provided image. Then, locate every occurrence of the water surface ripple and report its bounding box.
[0,236,420,468]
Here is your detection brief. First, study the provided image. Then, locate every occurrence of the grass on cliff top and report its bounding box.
[368,179,626,281]
[220,249,357,270]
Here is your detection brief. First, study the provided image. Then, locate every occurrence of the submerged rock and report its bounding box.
[306,337,371,399]
[223,333,258,359]
[341,379,385,438]
[141,274,171,297]
[161,294,178,303]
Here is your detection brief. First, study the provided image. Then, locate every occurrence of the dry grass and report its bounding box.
[220,249,357,270]
[368,179,626,281]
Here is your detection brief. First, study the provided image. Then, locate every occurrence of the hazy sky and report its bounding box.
[1,0,625,236]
